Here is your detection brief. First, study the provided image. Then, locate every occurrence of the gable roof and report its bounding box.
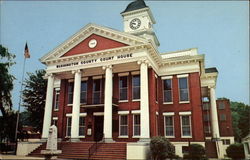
[40,23,148,63]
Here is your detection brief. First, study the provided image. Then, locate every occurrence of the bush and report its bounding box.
[183,144,207,160]
[150,136,175,160]
[226,143,245,160]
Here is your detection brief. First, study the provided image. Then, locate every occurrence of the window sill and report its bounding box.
[119,100,129,103]
[67,104,73,106]
[132,99,140,102]
[165,136,175,138]
[181,136,192,138]
[132,136,140,138]
[65,136,70,138]
[79,136,85,138]
[163,102,173,105]
[179,101,190,104]
[53,109,59,111]
[118,136,129,138]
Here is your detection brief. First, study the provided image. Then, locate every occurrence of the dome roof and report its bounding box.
[121,0,148,13]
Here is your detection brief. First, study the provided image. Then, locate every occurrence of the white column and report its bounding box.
[210,86,224,158]
[103,65,113,142]
[42,73,55,139]
[210,86,220,139]
[71,69,82,141]
[138,60,150,140]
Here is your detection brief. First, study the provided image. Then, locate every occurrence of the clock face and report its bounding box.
[88,39,97,48]
[130,18,141,30]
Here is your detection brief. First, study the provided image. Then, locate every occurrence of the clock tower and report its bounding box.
[121,0,160,47]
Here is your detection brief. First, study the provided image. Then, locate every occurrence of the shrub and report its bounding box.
[183,144,207,160]
[226,143,245,160]
[150,136,175,160]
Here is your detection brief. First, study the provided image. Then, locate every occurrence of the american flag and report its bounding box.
[24,42,30,58]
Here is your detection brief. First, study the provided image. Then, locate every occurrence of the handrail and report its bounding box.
[88,141,97,159]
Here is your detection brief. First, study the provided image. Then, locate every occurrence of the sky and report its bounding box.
[0,0,249,111]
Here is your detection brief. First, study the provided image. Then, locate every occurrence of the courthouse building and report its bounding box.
[39,0,234,158]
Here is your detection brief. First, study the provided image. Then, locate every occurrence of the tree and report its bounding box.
[0,45,15,117]
[183,144,207,160]
[226,143,245,160]
[22,69,47,132]
[150,136,175,160]
[230,101,250,142]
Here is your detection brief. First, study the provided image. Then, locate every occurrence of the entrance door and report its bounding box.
[94,116,104,142]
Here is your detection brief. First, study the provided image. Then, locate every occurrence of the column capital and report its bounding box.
[102,65,112,70]
[71,69,82,74]
[44,73,54,79]
[137,59,149,66]
[208,85,216,89]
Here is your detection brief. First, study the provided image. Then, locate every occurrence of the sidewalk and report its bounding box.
[0,155,44,160]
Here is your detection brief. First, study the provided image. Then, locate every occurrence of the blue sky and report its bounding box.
[1,0,249,111]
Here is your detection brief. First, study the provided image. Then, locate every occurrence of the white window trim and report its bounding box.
[163,79,173,103]
[118,111,129,115]
[162,75,173,80]
[119,76,128,101]
[177,74,189,78]
[164,115,175,138]
[80,81,87,104]
[118,72,129,77]
[131,71,140,75]
[179,111,191,116]
[93,112,104,116]
[163,112,175,116]
[178,76,190,103]
[66,116,72,138]
[67,82,74,105]
[52,117,58,120]
[54,89,60,111]
[118,114,129,137]
[92,79,102,104]
[131,110,140,114]
[119,100,129,103]
[79,116,86,137]
[81,77,88,81]
[180,115,192,138]
[133,114,140,137]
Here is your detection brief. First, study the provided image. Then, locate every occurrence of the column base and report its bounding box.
[70,138,80,142]
[138,138,150,143]
[104,138,114,143]
[40,138,47,142]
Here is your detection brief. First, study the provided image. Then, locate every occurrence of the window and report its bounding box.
[93,79,101,104]
[163,79,172,103]
[66,117,72,137]
[204,125,211,133]
[218,102,225,109]
[203,114,210,122]
[219,114,226,121]
[203,103,210,110]
[181,115,191,137]
[119,76,128,101]
[68,82,74,104]
[178,77,189,102]
[79,117,85,136]
[222,139,231,145]
[119,115,128,136]
[80,81,87,104]
[155,77,158,102]
[54,89,60,110]
[165,116,174,137]
[132,75,140,100]
[52,118,58,126]
[133,114,140,136]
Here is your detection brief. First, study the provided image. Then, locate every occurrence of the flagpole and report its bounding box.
[14,52,27,154]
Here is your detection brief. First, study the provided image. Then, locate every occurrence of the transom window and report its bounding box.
[68,82,74,104]
[54,89,60,110]
[93,79,101,104]
[178,77,189,102]
[66,117,72,137]
[133,114,140,136]
[163,79,172,103]
[132,75,140,100]
[181,115,191,137]
[79,117,86,136]
[80,81,87,104]
[119,76,128,101]
[165,116,174,137]
[119,115,128,136]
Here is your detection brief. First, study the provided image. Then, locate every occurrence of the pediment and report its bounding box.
[40,23,148,63]
[61,34,128,57]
